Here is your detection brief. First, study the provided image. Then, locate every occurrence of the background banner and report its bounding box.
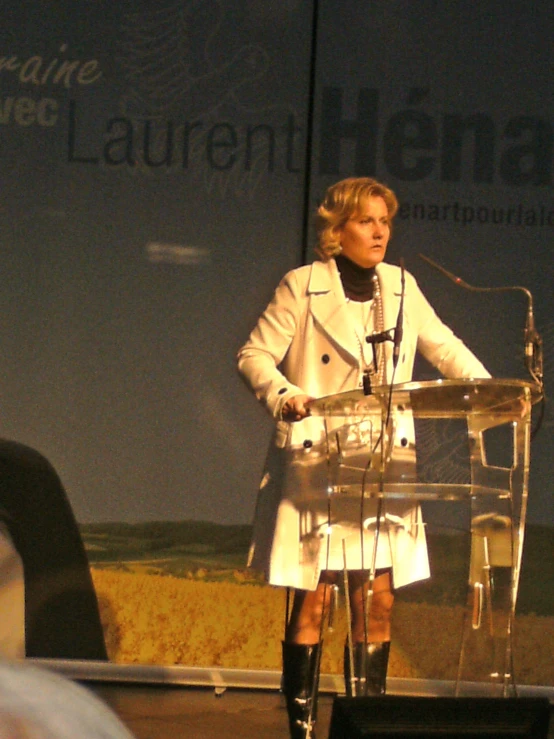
[0,1,552,686]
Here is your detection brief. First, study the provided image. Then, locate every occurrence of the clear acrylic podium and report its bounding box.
[306,378,543,697]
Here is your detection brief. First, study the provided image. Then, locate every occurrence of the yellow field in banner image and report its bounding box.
[91,569,554,686]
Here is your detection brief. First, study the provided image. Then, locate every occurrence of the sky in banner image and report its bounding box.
[310,0,554,527]
[0,0,314,524]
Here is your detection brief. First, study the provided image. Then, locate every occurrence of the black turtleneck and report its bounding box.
[335,254,376,302]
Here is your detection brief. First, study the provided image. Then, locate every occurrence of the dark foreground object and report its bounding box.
[0,440,107,659]
[328,695,551,738]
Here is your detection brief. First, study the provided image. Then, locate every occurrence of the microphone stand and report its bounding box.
[419,253,544,390]
[419,254,545,691]
[359,262,406,688]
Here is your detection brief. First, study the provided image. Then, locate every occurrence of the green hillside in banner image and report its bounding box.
[80,521,553,617]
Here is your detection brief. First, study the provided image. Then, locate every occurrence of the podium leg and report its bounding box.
[457,402,533,696]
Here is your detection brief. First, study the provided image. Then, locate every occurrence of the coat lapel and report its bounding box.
[307,261,361,363]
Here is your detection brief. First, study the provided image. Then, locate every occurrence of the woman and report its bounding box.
[237,177,489,738]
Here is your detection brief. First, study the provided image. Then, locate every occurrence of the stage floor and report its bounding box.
[89,683,333,738]
[87,682,554,739]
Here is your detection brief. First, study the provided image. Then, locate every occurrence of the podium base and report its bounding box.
[328,695,551,738]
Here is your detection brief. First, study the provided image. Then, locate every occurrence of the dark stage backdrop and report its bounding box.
[0,1,552,682]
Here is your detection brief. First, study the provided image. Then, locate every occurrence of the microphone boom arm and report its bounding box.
[419,253,543,388]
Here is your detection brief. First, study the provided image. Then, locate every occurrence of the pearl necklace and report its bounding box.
[347,273,385,391]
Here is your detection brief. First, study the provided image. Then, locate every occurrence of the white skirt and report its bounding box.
[248,441,430,591]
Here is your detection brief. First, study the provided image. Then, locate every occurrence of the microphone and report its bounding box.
[419,253,543,387]
[365,330,392,345]
[524,300,544,386]
[393,258,405,368]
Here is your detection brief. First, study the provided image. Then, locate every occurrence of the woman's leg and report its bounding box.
[349,568,394,643]
[285,572,337,644]
[344,569,394,696]
[281,574,337,738]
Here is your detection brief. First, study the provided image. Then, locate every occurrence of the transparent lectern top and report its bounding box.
[308,378,542,420]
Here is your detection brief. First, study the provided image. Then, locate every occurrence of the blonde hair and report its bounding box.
[315,177,399,261]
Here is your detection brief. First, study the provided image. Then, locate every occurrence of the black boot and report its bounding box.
[344,641,390,697]
[281,641,322,738]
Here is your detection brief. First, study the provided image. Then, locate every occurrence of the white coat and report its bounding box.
[238,259,490,591]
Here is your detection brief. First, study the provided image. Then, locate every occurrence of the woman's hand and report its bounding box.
[282,394,313,422]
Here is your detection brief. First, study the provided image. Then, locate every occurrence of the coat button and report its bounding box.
[303,439,313,449]
[400,437,408,447]
[278,387,287,395]
[321,354,330,364]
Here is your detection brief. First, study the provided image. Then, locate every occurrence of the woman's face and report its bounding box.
[335,195,390,268]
